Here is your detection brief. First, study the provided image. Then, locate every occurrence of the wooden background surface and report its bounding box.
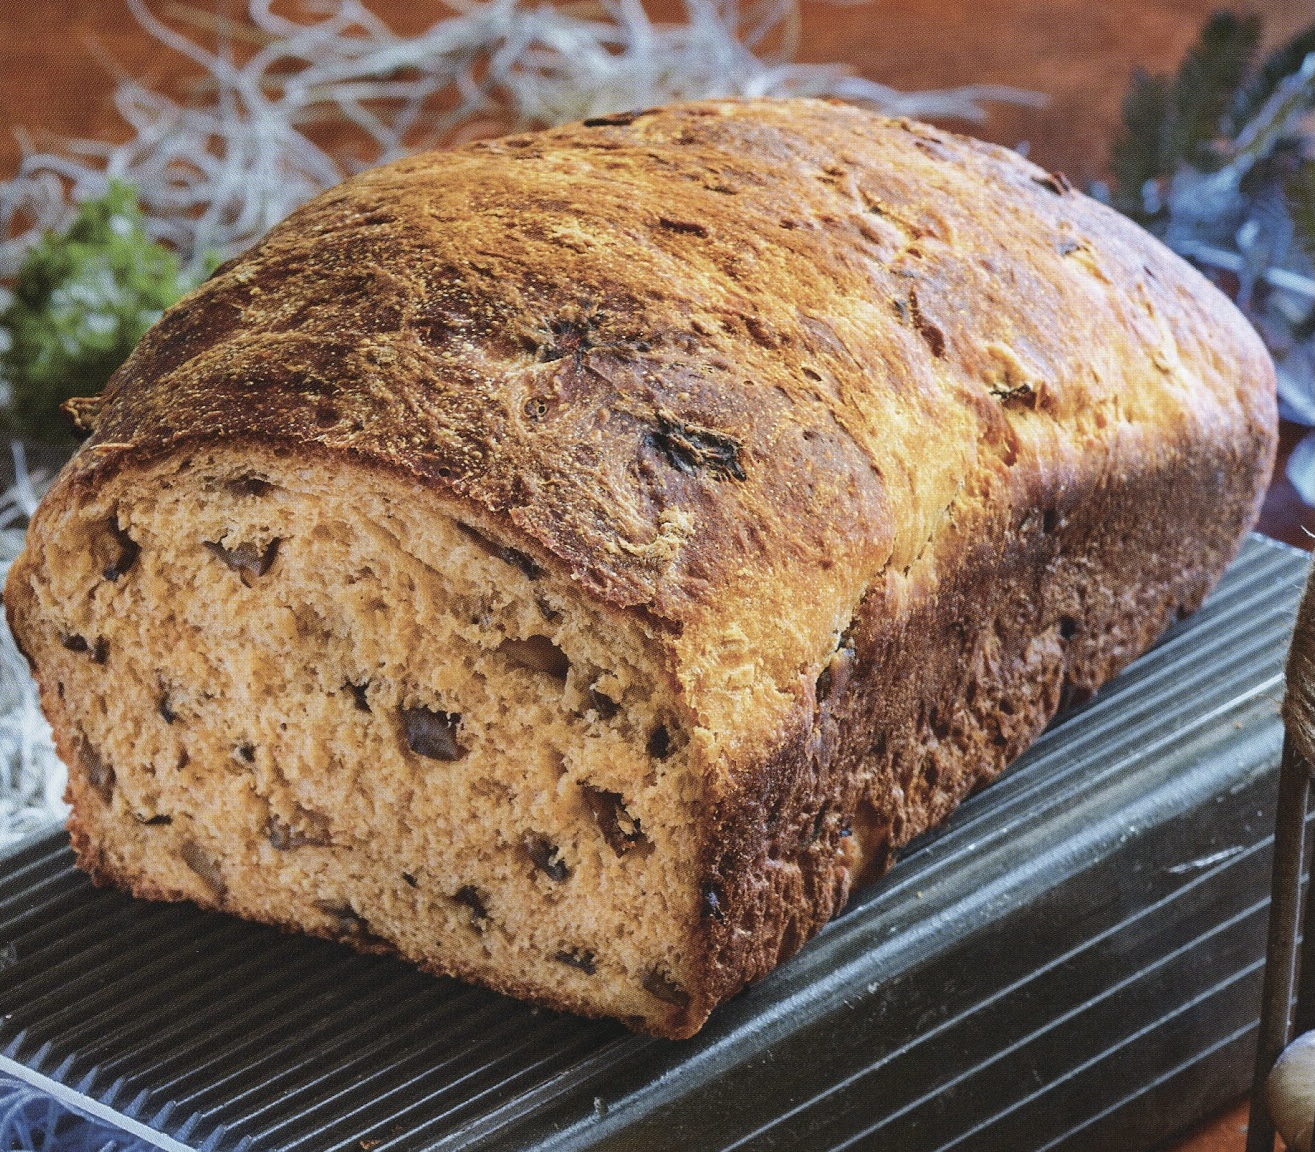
[2,1,1314,1147]
[4,0,1315,183]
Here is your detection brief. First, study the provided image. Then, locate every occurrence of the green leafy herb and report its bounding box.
[1286,158,1315,339]
[1111,11,1260,220]
[1231,22,1315,132]
[1165,11,1260,169]
[0,181,200,441]
[1111,71,1173,217]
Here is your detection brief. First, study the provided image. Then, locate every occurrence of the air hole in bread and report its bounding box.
[226,475,275,497]
[657,217,709,238]
[646,724,672,760]
[499,635,569,680]
[101,519,140,582]
[583,785,649,856]
[588,685,620,720]
[400,706,466,761]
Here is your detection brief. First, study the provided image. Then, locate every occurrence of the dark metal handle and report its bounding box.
[1247,734,1311,1152]
[1248,556,1315,1152]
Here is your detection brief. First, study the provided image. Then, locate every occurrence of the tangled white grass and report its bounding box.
[0,0,1042,280]
[0,446,65,847]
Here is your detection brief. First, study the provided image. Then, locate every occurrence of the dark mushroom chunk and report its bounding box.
[204,538,281,585]
[454,885,489,929]
[455,522,543,580]
[645,418,745,481]
[658,216,710,237]
[315,899,376,941]
[815,643,855,705]
[402,872,419,888]
[62,633,108,663]
[643,967,691,1008]
[588,686,620,720]
[158,694,177,724]
[1031,170,1073,195]
[400,706,467,761]
[267,812,331,850]
[582,784,649,856]
[345,681,371,713]
[180,840,226,899]
[582,110,643,127]
[134,812,172,826]
[236,743,256,763]
[82,741,114,804]
[499,635,569,680]
[701,883,725,922]
[555,948,597,975]
[525,834,570,882]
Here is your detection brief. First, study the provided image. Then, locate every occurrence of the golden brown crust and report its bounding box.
[11,98,1277,1037]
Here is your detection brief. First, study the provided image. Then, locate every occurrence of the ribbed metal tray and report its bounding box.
[0,534,1307,1152]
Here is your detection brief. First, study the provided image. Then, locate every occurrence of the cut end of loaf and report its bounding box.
[9,448,711,1036]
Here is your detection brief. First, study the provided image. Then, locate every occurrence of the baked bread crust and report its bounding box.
[7,99,1276,1036]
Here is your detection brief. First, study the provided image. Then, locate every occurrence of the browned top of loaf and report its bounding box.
[72,98,1276,760]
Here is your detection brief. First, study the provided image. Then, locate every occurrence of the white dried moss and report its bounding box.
[0,445,65,846]
[1,0,1040,279]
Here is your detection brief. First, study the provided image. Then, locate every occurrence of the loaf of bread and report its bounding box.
[6,99,1276,1038]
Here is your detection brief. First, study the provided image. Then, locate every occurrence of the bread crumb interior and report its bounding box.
[27,450,702,1028]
